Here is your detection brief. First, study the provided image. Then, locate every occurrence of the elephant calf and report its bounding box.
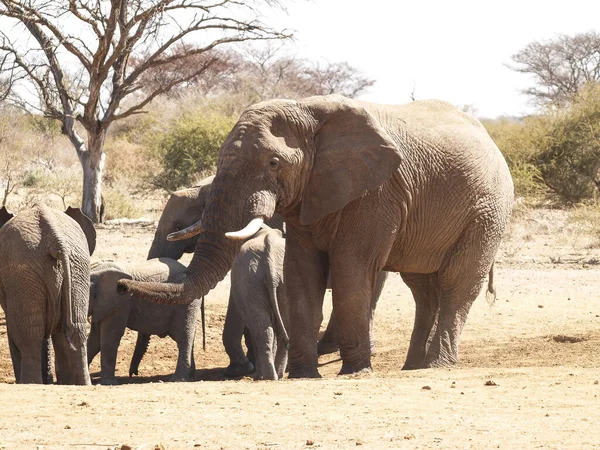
[0,205,96,385]
[88,258,201,385]
[226,225,288,380]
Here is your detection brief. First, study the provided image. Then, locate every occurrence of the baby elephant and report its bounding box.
[87,258,201,385]
[229,225,288,380]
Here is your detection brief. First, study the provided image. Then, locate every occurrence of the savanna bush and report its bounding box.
[533,84,600,204]
[482,117,547,200]
[484,83,600,204]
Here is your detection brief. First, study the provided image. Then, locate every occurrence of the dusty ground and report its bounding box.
[1,205,600,449]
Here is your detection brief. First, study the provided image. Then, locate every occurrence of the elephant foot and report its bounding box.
[338,363,372,376]
[421,358,456,369]
[317,340,339,355]
[422,350,457,369]
[100,377,119,386]
[287,367,322,379]
[254,371,278,381]
[223,360,254,379]
[401,362,424,371]
[129,369,139,377]
[169,373,193,382]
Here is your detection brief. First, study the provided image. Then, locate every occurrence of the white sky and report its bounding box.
[267,0,600,118]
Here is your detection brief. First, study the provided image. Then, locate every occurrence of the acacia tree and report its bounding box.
[140,44,376,104]
[510,30,600,107]
[0,0,289,222]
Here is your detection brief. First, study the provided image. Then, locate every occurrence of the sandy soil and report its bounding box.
[1,207,600,449]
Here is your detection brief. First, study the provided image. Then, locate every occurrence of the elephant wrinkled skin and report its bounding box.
[0,205,96,384]
[228,225,288,380]
[88,258,201,385]
[120,95,514,379]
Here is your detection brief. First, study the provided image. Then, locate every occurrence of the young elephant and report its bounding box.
[87,258,201,385]
[228,225,288,380]
[0,205,96,385]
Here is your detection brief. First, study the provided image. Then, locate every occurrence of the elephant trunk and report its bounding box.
[119,232,241,304]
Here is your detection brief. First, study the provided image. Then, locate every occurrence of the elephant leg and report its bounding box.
[285,233,328,379]
[129,333,151,377]
[7,333,22,383]
[67,325,91,386]
[274,332,288,380]
[400,272,440,370]
[191,342,196,373]
[244,327,255,366]
[222,293,254,378]
[99,316,126,385]
[5,296,45,384]
[52,332,72,385]
[318,270,387,356]
[19,345,44,384]
[250,324,278,381]
[317,311,339,356]
[423,231,493,368]
[170,329,196,382]
[87,321,101,366]
[329,265,377,375]
[423,277,482,368]
[52,327,91,386]
[41,338,54,384]
[368,271,387,354]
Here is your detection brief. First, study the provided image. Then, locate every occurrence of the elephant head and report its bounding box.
[119,95,401,303]
[147,176,214,260]
[0,206,95,255]
[90,267,133,322]
[148,175,284,261]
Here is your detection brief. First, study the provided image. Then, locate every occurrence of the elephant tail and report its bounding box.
[129,333,151,377]
[265,233,289,346]
[52,245,77,350]
[485,263,496,307]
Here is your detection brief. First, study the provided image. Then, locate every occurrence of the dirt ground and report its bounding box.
[1,205,600,449]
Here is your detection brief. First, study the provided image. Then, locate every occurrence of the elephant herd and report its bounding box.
[0,94,514,384]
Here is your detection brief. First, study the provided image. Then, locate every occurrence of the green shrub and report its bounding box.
[22,168,47,188]
[533,84,600,203]
[151,112,236,191]
[483,117,547,200]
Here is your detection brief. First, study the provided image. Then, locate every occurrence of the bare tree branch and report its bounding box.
[509,30,600,107]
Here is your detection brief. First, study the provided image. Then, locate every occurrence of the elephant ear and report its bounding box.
[65,206,97,256]
[0,206,15,229]
[299,96,402,225]
[91,269,133,323]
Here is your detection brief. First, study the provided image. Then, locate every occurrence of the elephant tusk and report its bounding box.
[225,217,264,240]
[167,220,204,241]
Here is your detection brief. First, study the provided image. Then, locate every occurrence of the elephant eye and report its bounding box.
[269,157,280,170]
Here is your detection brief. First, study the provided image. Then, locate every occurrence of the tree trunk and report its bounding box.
[80,131,106,223]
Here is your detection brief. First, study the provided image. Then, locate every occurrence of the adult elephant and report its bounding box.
[0,205,96,384]
[120,95,514,378]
